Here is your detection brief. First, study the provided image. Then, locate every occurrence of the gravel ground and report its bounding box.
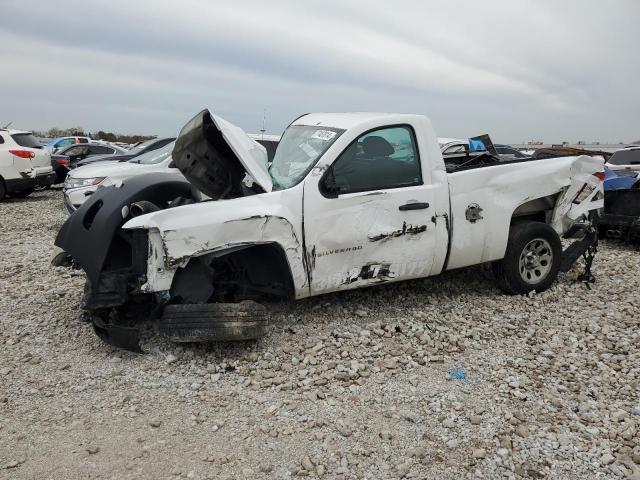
[0,190,638,480]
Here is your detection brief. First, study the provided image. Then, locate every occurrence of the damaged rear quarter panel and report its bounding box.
[446,155,603,270]
[123,187,308,296]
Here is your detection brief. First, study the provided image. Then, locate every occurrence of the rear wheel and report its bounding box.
[159,301,268,342]
[493,222,562,294]
[0,179,5,201]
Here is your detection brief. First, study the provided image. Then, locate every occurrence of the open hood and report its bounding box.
[172,109,272,199]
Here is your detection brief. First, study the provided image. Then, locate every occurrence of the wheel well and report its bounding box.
[169,243,295,304]
[510,193,559,225]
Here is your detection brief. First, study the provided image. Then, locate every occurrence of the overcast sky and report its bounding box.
[1,0,638,143]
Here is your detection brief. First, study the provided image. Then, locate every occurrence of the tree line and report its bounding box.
[33,127,156,144]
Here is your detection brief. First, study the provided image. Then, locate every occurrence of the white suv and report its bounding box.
[0,129,56,200]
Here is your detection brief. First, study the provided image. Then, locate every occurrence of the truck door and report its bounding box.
[303,125,441,295]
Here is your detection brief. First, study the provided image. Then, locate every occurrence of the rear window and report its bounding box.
[11,133,41,148]
[609,150,640,165]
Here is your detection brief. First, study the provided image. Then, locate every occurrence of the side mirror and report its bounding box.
[319,167,340,199]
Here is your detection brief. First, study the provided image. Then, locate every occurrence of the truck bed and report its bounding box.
[444,154,601,270]
[443,151,537,173]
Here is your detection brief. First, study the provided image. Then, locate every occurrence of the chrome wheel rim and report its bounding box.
[519,238,553,285]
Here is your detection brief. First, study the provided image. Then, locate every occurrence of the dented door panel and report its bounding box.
[302,185,441,294]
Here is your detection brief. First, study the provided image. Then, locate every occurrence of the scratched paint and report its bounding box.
[368,221,427,242]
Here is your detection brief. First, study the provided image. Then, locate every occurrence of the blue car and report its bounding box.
[603,166,639,191]
[45,136,92,153]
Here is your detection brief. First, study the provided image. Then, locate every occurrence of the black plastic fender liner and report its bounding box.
[55,173,196,288]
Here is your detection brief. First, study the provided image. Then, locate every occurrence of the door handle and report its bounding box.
[399,202,429,211]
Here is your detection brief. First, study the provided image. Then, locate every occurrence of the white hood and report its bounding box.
[172,109,272,198]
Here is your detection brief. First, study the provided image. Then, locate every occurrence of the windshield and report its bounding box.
[129,138,158,153]
[136,141,174,165]
[609,149,640,165]
[269,126,344,190]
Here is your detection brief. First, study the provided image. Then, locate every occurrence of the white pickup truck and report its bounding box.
[56,110,604,351]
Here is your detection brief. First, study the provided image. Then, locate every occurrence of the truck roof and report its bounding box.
[292,112,428,130]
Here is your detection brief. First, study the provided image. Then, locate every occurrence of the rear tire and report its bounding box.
[0,179,5,201]
[493,222,562,295]
[159,301,268,342]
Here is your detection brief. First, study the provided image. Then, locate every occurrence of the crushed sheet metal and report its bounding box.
[551,155,605,229]
[141,229,178,293]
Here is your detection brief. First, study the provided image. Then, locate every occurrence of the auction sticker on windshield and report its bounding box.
[311,130,337,141]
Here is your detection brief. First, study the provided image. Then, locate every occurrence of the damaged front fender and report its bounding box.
[122,189,308,297]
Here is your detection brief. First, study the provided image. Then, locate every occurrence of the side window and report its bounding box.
[89,145,112,155]
[65,146,85,156]
[0,134,4,144]
[330,126,421,194]
[78,138,89,143]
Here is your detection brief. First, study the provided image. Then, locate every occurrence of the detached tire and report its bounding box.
[159,301,268,343]
[493,222,562,295]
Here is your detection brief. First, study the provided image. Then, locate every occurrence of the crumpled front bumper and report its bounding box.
[54,173,197,352]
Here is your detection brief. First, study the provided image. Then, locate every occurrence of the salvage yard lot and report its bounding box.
[0,190,638,479]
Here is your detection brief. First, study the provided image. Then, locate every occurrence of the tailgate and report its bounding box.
[12,148,52,176]
[9,132,52,174]
[30,148,52,170]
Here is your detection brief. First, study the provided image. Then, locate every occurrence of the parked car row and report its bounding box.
[51,143,129,183]
[62,135,280,212]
